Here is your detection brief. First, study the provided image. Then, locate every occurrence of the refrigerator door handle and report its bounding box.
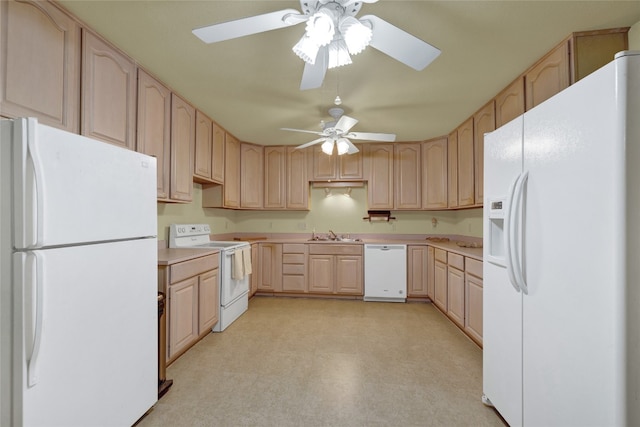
[26,118,45,248]
[512,171,529,294]
[505,174,521,293]
[27,251,44,387]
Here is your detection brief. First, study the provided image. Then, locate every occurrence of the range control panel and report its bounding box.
[170,224,211,237]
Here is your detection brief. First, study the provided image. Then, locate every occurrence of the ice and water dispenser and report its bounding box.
[487,197,506,266]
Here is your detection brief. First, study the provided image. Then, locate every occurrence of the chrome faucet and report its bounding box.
[328,230,337,240]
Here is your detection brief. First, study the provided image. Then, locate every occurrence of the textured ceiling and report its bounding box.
[58,0,640,147]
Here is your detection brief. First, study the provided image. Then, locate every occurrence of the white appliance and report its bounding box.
[0,118,158,426]
[169,224,250,332]
[483,51,640,427]
[364,244,407,302]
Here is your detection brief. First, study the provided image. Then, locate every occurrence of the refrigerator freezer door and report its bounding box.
[522,59,624,426]
[11,118,157,249]
[13,238,157,426]
[483,116,524,427]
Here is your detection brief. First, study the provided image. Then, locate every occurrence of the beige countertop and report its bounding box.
[157,247,219,266]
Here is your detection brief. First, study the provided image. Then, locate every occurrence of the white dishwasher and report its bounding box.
[364,244,407,302]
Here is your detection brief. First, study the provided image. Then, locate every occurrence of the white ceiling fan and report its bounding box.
[192,0,441,90]
[281,107,396,155]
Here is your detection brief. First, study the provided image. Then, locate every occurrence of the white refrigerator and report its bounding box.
[0,118,158,426]
[483,51,640,426]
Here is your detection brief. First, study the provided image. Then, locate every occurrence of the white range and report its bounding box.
[169,224,250,332]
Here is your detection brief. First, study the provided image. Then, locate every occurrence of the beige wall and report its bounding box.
[630,20,640,50]
[157,184,483,241]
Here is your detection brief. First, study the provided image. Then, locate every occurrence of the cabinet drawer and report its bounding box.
[170,254,218,284]
[435,248,447,263]
[308,244,362,256]
[282,275,306,292]
[283,244,306,253]
[283,253,305,264]
[282,264,305,275]
[465,257,483,279]
[448,253,464,270]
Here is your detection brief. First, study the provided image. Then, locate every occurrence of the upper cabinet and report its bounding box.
[169,93,195,203]
[263,146,309,210]
[365,143,394,209]
[136,69,171,200]
[223,133,241,208]
[193,112,225,185]
[456,118,475,208]
[447,130,458,209]
[394,143,422,210]
[422,137,448,210]
[240,143,264,209]
[524,41,570,111]
[0,0,80,132]
[286,147,309,209]
[473,101,495,206]
[495,77,525,128]
[81,29,136,149]
[311,145,363,181]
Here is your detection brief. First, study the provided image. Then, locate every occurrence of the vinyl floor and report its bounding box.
[137,296,505,427]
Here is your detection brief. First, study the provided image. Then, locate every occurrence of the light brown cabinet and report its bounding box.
[308,244,363,295]
[433,249,448,312]
[194,111,218,184]
[257,243,282,292]
[407,245,429,298]
[446,253,465,328]
[286,147,309,209]
[249,243,259,297]
[282,244,308,293]
[447,131,458,209]
[473,101,495,206]
[81,29,136,149]
[464,258,483,346]
[422,137,448,209]
[240,143,264,209]
[427,246,435,299]
[263,147,309,210]
[169,93,195,202]
[136,69,171,200]
[311,145,363,181]
[159,253,220,365]
[525,41,570,111]
[366,143,394,209]
[0,0,80,132]
[394,143,422,209]
[456,118,475,207]
[224,134,241,208]
[495,77,525,128]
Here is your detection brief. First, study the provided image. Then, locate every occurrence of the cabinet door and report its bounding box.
[473,101,495,206]
[170,93,195,202]
[211,122,225,184]
[224,133,240,208]
[250,243,259,296]
[81,30,136,149]
[286,147,309,209]
[258,243,282,292]
[198,269,220,335]
[308,255,334,294]
[447,131,458,208]
[495,77,525,128]
[407,246,428,297]
[447,266,465,328]
[339,146,363,180]
[169,276,198,360]
[240,143,264,208]
[433,260,447,311]
[335,255,363,295]
[194,110,213,182]
[422,138,448,209]
[264,146,286,209]
[1,0,80,132]
[136,69,171,200]
[394,143,421,209]
[457,118,474,207]
[525,41,570,110]
[465,273,483,346]
[366,143,394,209]
[427,246,435,299]
[312,146,338,180]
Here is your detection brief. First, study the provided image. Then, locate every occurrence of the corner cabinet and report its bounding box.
[81,29,137,150]
[0,0,80,132]
[136,69,171,200]
[264,147,309,210]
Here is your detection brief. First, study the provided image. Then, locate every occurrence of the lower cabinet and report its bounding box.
[249,243,259,297]
[464,258,483,346]
[308,244,363,295]
[446,253,465,328]
[433,249,448,311]
[407,245,429,298]
[282,244,308,293]
[257,243,282,292]
[160,253,220,365]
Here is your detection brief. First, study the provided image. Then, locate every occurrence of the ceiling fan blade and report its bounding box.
[335,115,358,133]
[295,137,327,150]
[360,15,441,71]
[345,139,360,154]
[300,47,328,90]
[281,127,324,136]
[193,9,303,44]
[347,132,396,142]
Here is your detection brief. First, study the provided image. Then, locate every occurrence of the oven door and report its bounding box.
[220,248,249,306]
